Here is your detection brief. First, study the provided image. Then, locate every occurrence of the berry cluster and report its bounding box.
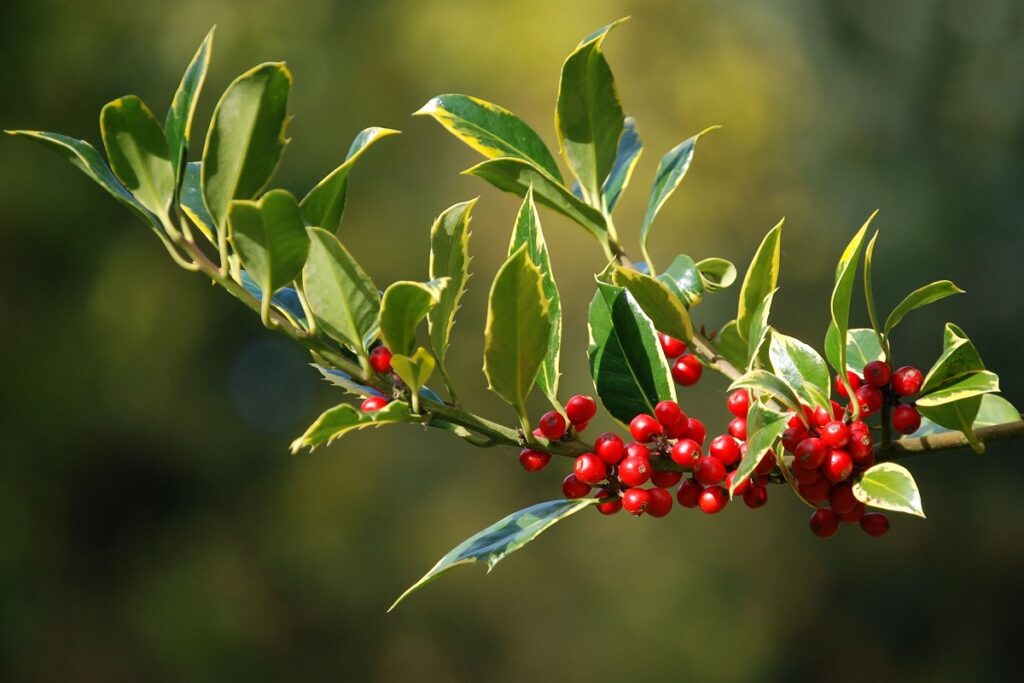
[659,333,703,387]
[837,360,924,436]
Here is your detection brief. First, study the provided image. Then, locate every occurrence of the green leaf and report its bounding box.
[908,394,1020,438]
[416,94,561,181]
[483,245,551,419]
[100,96,176,218]
[555,21,625,204]
[730,401,787,494]
[588,282,677,424]
[917,370,999,407]
[509,188,561,407]
[201,62,291,229]
[824,326,885,375]
[602,116,642,211]
[853,462,925,517]
[729,369,805,418]
[227,189,310,323]
[299,127,399,231]
[696,257,737,292]
[611,267,694,343]
[863,230,883,350]
[5,130,159,229]
[916,398,984,452]
[737,219,783,341]
[464,157,607,242]
[290,400,415,453]
[712,320,748,370]
[302,227,380,358]
[428,200,475,366]
[180,161,216,242]
[656,254,704,308]
[638,126,718,270]
[165,27,214,187]
[883,280,965,337]
[768,330,831,411]
[828,211,876,409]
[746,289,778,369]
[920,323,985,394]
[389,498,597,612]
[380,280,448,357]
[391,347,437,409]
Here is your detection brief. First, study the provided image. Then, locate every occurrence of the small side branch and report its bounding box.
[884,419,1024,458]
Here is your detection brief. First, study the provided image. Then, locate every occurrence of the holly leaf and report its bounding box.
[730,401,787,494]
[712,320,748,370]
[638,126,718,270]
[588,281,677,424]
[389,498,598,611]
[391,348,437,409]
[656,254,704,309]
[612,267,694,343]
[729,369,805,418]
[100,95,176,219]
[464,157,607,242]
[428,199,475,367]
[302,227,380,358]
[884,280,964,337]
[920,323,985,395]
[165,27,214,187]
[300,126,399,231]
[917,370,1000,408]
[180,161,216,242]
[602,116,642,211]
[768,330,831,412]
[483,245,551,419]
[227,189,310,323]
[290,400,416,453]
[696,257,737,292]
[380,279,448,357]
[824,326,885,375]
[201,62,291,230]
[509,188,561,408]
[907,394,1020,438]
[853,462,925,517]
[416,94,561,181]
[555,20,625,203]
[737,220,783,341]
[828,212,876,408]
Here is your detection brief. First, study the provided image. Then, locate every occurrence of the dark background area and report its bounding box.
[2,0,1023,680]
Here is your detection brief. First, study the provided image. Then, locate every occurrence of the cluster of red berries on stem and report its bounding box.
[659,333,703,387]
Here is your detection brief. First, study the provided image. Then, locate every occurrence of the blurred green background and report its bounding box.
[2,0,1024,680]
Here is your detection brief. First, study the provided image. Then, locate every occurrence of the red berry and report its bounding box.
[561,473,591,499]
[622,487,650,515]
[665,416,690,439]
[862,360,892,388]
[891,366,924,397]
[743,484,768,508]
[594,433,625,464]
[654,401,685,429]
[519,448,550,472]
[798,477,832,502]
[725,470,751,495]
[671,354,703,386]
[891,404,922,435]
[782,426,810,454]
[727,390,750,418]
[630,414,663,443]
[658,332,687,358]
[646,487,674,517]
[677,479,702,508]
[848,430,874,466]
[537,410,567,440]
[709,435,742,467]
[728,417,748,440]
[694,455,726,486]
[754,450,777,476]
[821,420,850,449]
[794,464,822,485]
[651,470,683,488]
[574,421,589,433]
[618,455,652,487]
[686,418,707,446]
[828,482,858,514]
[360,395,390,412]
[813,404,837,427]
[794,437,827,469]
[853,385,884,416]
[699,486,729,514]
[565,394,597,425]
[369,346,393,373]
[860,512,891,536]
[824,450,853,483]
[809,508,839,538]
[835,371,862,398]
[624,442,651,461]
[574,453,607,485]
[670,439,702,467]
[595,488,622,515]
[838,502,866,523]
